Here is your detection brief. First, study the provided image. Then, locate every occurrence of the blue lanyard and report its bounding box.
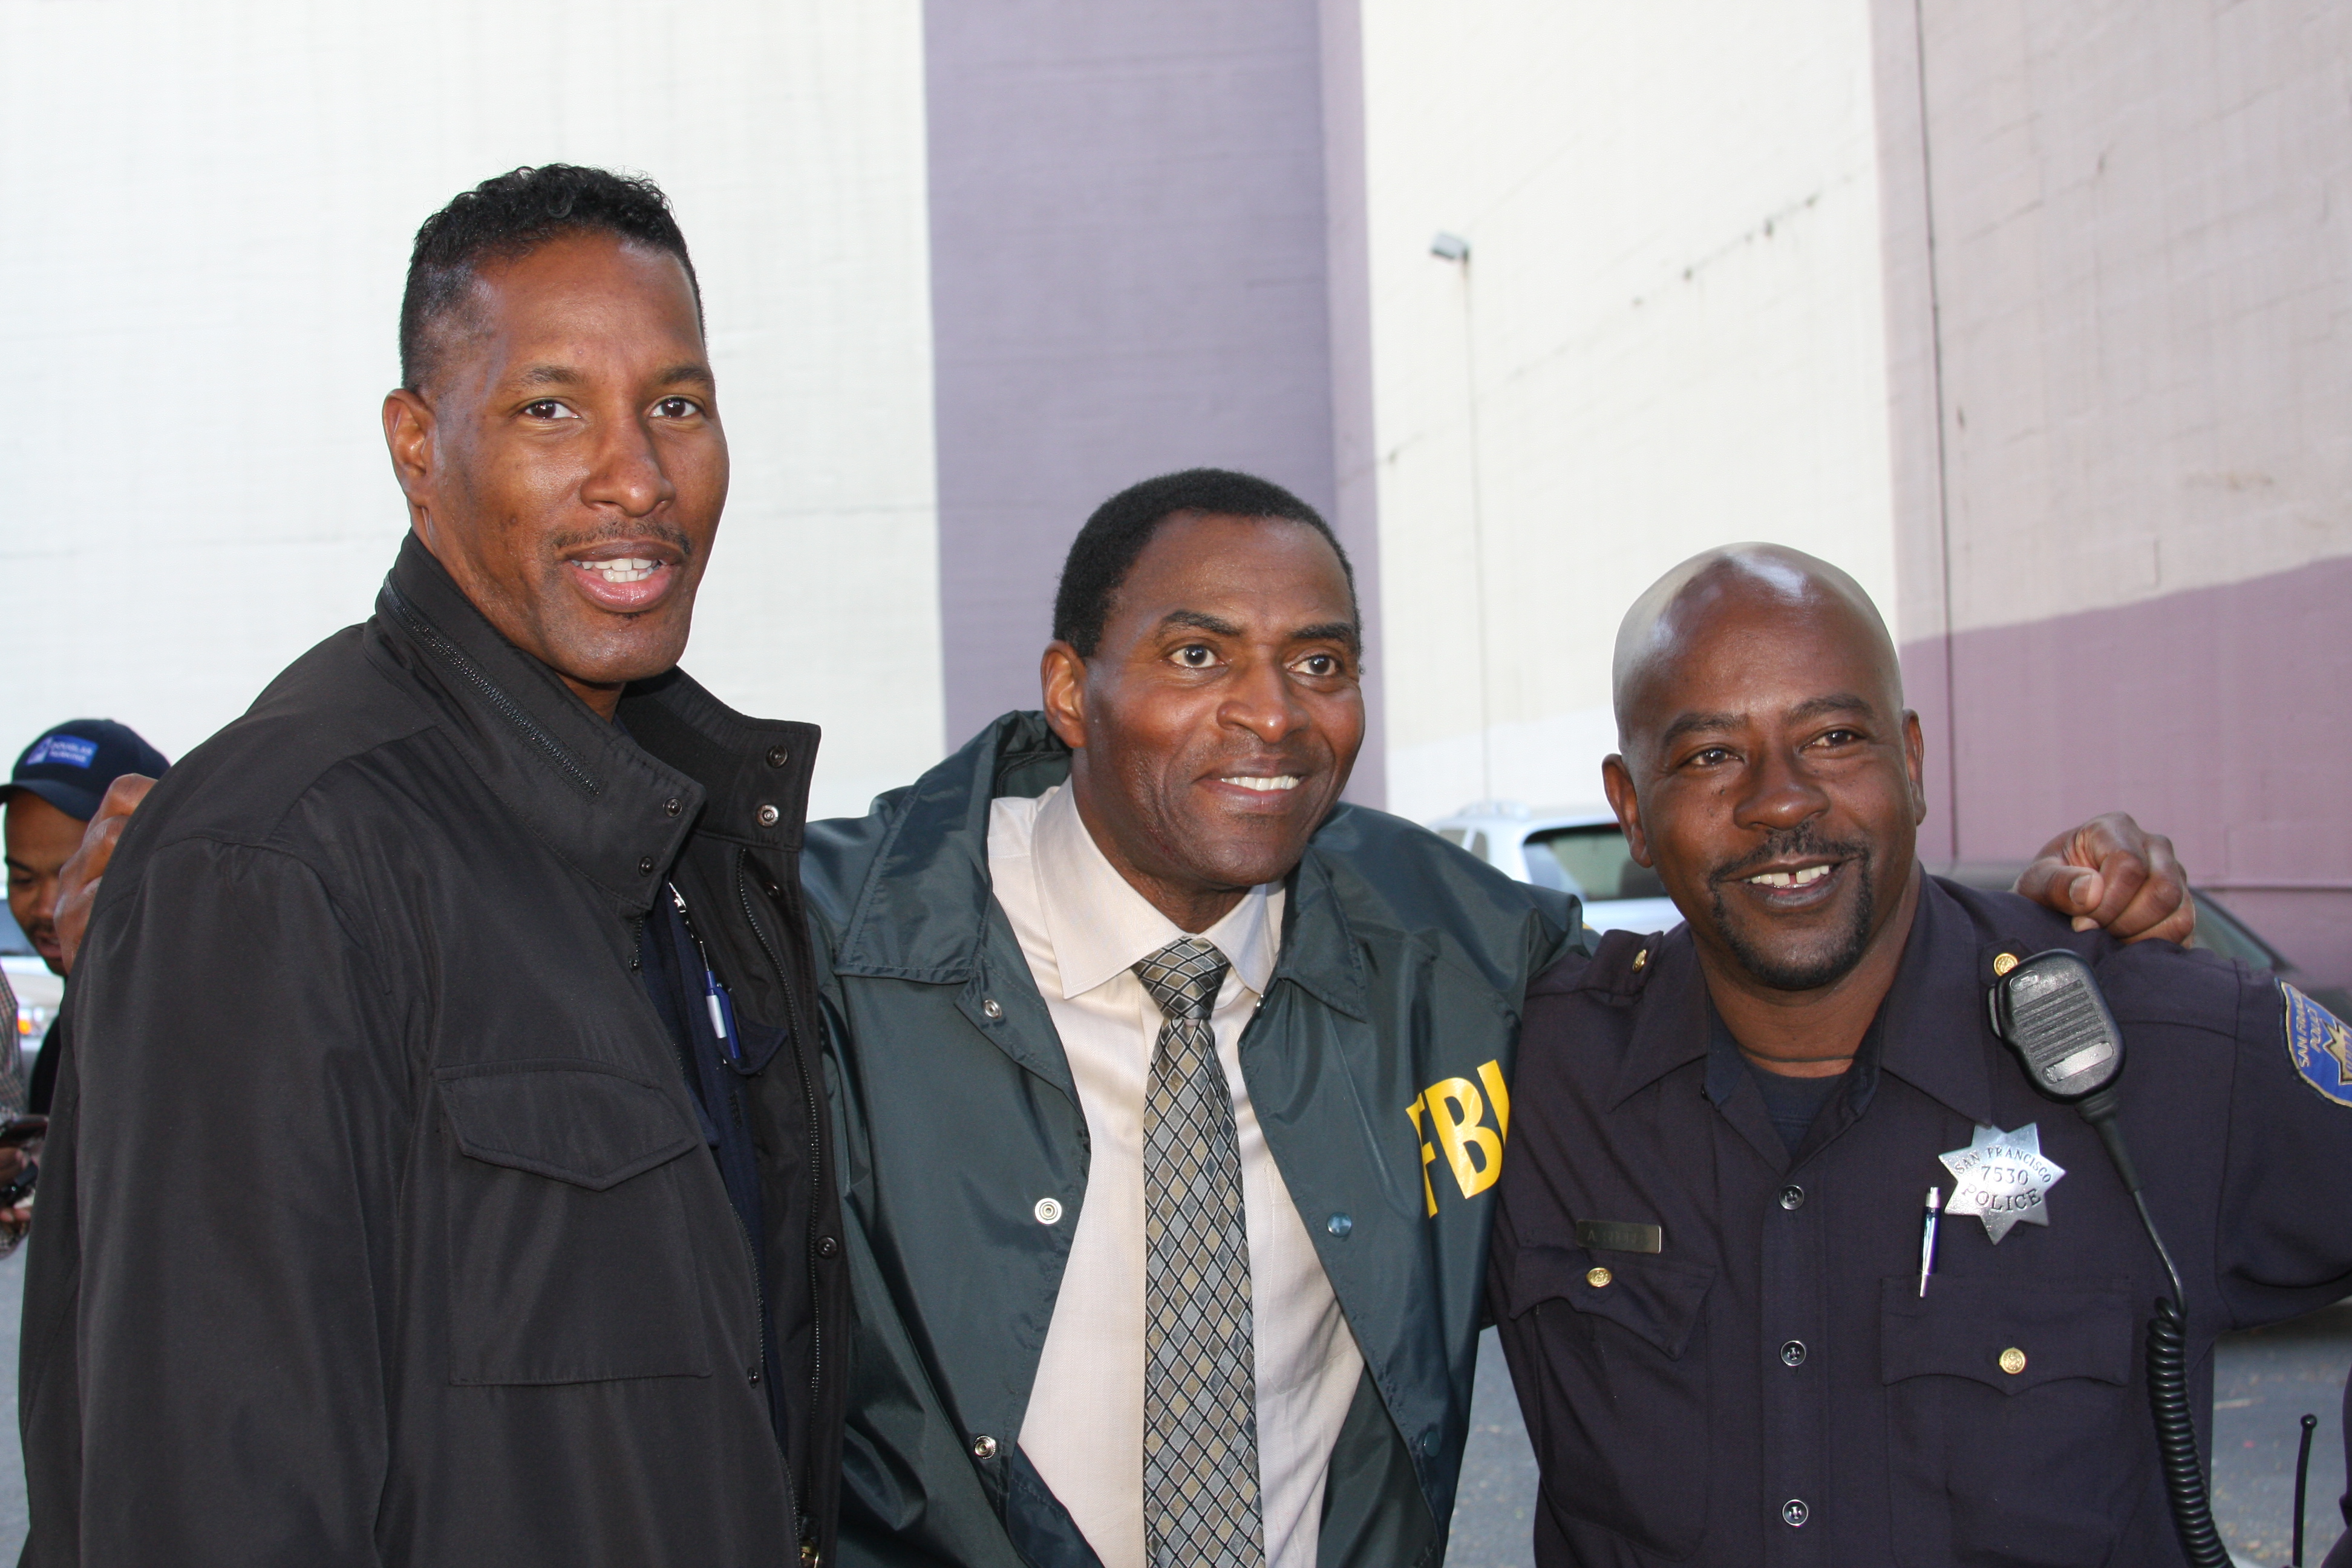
[667,882,744,1070]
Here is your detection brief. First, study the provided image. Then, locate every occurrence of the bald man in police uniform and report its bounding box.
[1489,544,2352,1567]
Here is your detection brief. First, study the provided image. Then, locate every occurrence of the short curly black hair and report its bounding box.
[398,165,701,391]
[1051,468,1358,657]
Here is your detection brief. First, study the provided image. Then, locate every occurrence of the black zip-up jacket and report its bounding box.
[17,535,846,1567]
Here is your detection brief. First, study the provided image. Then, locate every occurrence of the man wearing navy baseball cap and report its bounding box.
[4,722,168,833]
[3,719,169,1113]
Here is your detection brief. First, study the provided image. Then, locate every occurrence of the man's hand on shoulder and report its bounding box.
[2013,811,2195,946]
[55,774,156,973]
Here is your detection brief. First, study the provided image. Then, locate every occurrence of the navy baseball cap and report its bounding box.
[2,720,171,823]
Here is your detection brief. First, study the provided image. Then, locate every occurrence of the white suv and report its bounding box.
[1426,802,1683,936]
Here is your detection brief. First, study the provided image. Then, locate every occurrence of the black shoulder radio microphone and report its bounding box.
[1988,949,2228,1568]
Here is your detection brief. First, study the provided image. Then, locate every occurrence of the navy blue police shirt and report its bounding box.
[1490,874,2352,1568]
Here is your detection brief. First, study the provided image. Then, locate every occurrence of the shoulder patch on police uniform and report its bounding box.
[2282,981,2352,1107]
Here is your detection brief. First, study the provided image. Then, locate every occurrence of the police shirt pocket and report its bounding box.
[1880,1277,2137,1567]
[437,1061,714,1385]
[1501,1241,1714,1560]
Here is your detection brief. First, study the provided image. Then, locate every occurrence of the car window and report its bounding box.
[1436,827,1468,848]
[1467,831,1489,862]
[2187,892,2284,969]
[1524,823,1664,901]
[1521,837,1576,893]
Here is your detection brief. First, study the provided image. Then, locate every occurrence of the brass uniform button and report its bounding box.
[1586,1266,1613,1289]
[1999,1347,2027,1376]
[1632,948,1648,970]
[1993,952,2020,976]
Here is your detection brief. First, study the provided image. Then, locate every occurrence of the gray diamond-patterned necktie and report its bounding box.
[1132,936,1265,1568]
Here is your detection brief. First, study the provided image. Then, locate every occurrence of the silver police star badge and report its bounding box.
[1938,1123,2066,1243]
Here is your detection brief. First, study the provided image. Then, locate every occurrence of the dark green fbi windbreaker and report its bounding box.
[803,713,1580,1568]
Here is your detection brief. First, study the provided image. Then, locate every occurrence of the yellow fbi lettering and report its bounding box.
[1408,1060,1511,1215]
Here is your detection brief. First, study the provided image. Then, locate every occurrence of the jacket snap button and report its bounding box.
[766,746,790,768]
[817,1235,839,1258]
[663,797,681,817]
[1034,1197,1063,1225]
[1999,1346,2027,1375]
[1586,1266,1613,1288]
[747,1365,760,1385]
[981,998,1003,1020]
[1779,1184,1805,1210]
[970,1434,998,1460]
[1780,1339,1806,1367]
[1326,1212,1352,1238]
[638,856,657,876]
[757,804,780,828]
[1782,1498,1809,1527]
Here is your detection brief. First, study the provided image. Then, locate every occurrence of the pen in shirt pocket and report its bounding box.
[1918,1186,1941,1297]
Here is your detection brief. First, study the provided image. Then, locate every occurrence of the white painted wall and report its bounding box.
[0,0,939,821]
[1355,2,1902,824]
[1906,0,2352,638]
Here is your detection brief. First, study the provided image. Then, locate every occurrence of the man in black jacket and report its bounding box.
[18,166,843,1566]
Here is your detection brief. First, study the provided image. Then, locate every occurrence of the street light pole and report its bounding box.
[1431,230,1493,803]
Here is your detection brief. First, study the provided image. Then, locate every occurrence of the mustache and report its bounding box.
[1199,746,1324,774]
[1706,822,1869,885]
[549,521,694,559]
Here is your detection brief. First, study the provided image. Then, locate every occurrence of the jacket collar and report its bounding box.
[372,532,816,915]
[1604,871,1999,1127]
[832,710,1370,1019]
[1270,838,1370,1021]
[616,671,820,858]
[834,711,1069,980]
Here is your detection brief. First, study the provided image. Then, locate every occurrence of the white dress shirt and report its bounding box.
[991,784,1366,1568]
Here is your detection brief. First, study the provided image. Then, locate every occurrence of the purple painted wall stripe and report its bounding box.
[1903,554,2352,987]
[922,0,1385,803]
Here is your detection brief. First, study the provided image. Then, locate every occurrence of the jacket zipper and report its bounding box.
[668,884,776,1420]
[668,884,795,1542]
[734,853,825,1410]
[385,588,602,797]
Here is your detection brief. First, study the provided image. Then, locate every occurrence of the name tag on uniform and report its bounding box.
[1576,1219,1663,1254]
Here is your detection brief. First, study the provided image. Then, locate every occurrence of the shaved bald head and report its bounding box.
[1598,541,1926,1013]
[1613,543,1901,763]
